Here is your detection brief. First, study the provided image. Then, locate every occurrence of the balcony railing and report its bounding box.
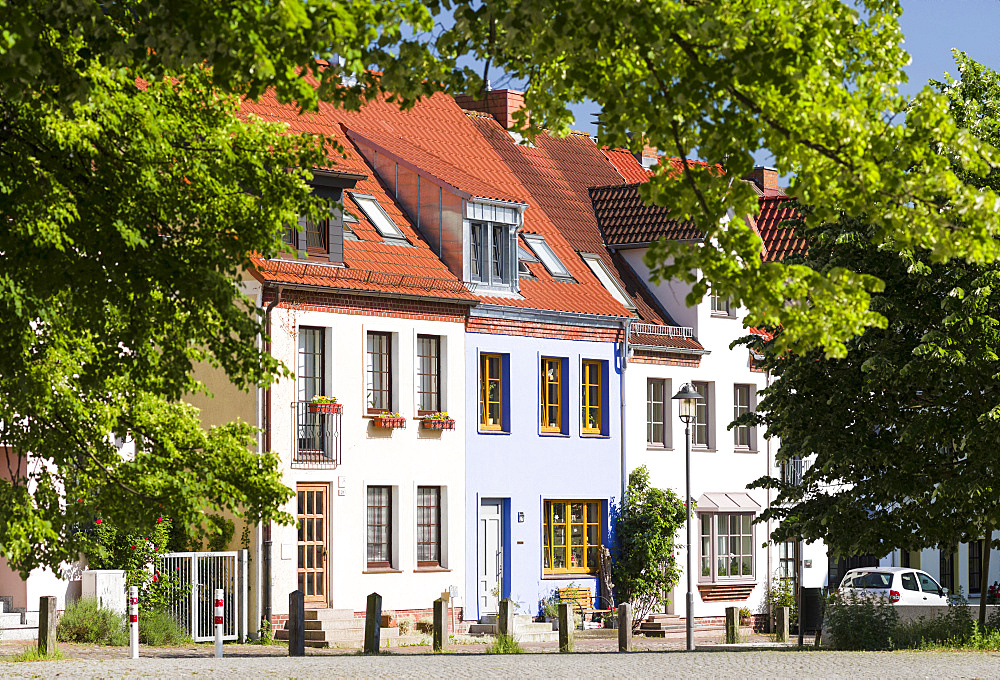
[780,458,803,486]
[291,401,341,468]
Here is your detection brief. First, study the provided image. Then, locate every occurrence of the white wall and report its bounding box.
[266,304,466,615]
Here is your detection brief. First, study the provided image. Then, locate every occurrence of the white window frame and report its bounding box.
[523,234,573,279]
[692,381,712,449]
[580,253,635,310]
[699,512,756,584]
[733,384,755,451]
[646,378,671,448]
[350,193,407,241]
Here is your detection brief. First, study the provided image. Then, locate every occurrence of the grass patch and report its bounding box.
[485,633,524,654]
[4,646,65,662]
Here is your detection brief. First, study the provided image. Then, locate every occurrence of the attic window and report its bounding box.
[336,205,361,241]
[580,253,635,310]
[517,242,537,277]
[350,193,406,241]
[523,234,573,280]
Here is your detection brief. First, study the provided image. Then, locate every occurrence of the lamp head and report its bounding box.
[672,382,703,423]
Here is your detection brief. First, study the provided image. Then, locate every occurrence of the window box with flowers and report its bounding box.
[308,396,342,414]
[372,413,406,429]
[421,412,455,430]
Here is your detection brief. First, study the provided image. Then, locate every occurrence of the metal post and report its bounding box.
[498,598,514,638]
[288,590,305,656]
[364,592,382,654]
[239,549,248,643]
[129,586,139,659]
[214,588,224,658]
[797,538,805,647]
[685,420,694,652]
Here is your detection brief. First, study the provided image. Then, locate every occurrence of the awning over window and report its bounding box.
[697,492,761,512]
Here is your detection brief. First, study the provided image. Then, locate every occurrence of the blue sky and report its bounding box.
[552,0,1000,135]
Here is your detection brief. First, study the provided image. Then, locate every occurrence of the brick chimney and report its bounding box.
[633,146,659,170]
[746,166,778,192]
[454,89,527,130]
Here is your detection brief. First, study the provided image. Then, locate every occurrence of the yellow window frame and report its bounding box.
[540,357,562,432]
[543,500,601,575]
[480,353,502,431]
[581,360,602,434]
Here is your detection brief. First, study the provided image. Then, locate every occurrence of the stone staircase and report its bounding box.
[467,613,559,643]
[638,613,724,637]
[274,609,400,649]
[0,611,38,642]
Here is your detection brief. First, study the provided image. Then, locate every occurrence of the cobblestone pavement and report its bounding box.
[2,639,1000,679]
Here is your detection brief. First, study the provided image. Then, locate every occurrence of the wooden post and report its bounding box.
[37,596,57,656]
[287,590,305,657]
[498,598,514,637]
[725,606,738,644]
[558,602,574,653]
[433,598,447,652]
[775,606,790,642]
[364,592,382,654]
[617,603,633,652]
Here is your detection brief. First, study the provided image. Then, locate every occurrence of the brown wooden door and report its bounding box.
[297,484,328,607]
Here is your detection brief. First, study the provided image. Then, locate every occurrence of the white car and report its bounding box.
[838,566,949,605]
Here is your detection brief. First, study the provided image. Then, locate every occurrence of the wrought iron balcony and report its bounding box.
[292,401,341,468]
[780,457,803,486]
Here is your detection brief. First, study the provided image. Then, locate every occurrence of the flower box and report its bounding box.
[372,416,406,429]
[308,402,342,414]
[422,419,455,430]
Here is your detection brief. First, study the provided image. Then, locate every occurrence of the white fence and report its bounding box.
[160,550,248,642]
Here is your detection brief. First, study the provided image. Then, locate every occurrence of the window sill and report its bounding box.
[477,429,510,436]
[581,433,610,439]
[646,446,675,452]
[539,432,569,438]
[413,567,452,573]
[710,313,737,319]
[363,568,403,574]
[542,573,599,580]
[734,448,759,454]
[692,447,717,453]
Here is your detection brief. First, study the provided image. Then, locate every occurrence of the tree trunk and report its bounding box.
[980,531,992,630]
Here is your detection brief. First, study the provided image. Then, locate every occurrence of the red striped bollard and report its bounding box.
[129,586,139,659]
[214,589,223,658]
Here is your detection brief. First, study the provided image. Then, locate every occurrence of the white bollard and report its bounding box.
[214,589,224,658]
[129,586,139,659]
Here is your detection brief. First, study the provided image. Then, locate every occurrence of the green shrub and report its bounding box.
[57,598,128,645]
[485,633,524,654]
[763,575,798,628]
[139,609,190,646]
[3,646,65,661]
[825,591,899,650]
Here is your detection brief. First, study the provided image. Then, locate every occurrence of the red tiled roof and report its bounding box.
[756,196,806,262]
[242,79,631,318]
[467,115,704,350]
[589,183,702,245]
[602,148,652,184]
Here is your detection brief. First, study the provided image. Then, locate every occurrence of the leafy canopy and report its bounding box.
[748,53,1000,561]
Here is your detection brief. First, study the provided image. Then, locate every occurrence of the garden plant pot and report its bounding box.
[373,416,406,429]
[308,402,342,414]
[422,419,455,430]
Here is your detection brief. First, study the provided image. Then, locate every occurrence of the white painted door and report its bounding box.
[479,500,504,616]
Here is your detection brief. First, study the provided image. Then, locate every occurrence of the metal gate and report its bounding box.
[161,550,248,642]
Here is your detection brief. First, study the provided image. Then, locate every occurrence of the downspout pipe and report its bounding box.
[620,317,632,504]
[261,285,283,625]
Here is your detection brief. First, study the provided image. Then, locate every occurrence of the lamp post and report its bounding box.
[672,382,703,652]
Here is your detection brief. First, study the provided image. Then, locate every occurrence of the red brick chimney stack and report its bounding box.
[454,89,527,130]
[746,166,778,192]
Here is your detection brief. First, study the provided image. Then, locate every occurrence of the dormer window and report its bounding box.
[580,253,635,311]
[465,200,521,292]
[523,234,573,281]
[351,193,407,243]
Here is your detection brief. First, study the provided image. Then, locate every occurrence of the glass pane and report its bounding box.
[552,503,565,523]
[553,547,566,569]
[731,556,740,575]
[316,517,323,538]
[742,515,751,534]
[306,518,314,542]
[587,503,599,520]
[307,572,314,596]
[571,524,583,545]
[587,546,597,569]
[701,514,711,536]
[570,503,584,523]
[554,526,566,547]
[717,515,727,534]
[316,575,323,595]
[306,491,314,515]
[298,573,305,592]
[718,536,728,557]
[587,525,599,546]
[742,556,752,576]
[570,546,584,569]
[297,491,304,513]
[702,556,711,577]
[297,545,304,566]
[730,515,739,535]
[718,556,728,576]
[742,537,751,556]
[307,547,314,568]
[297,521,304,542]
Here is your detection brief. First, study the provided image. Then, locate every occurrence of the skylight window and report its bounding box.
[522,234,572,279]
[350,193,406,240]
[580,253,636,310]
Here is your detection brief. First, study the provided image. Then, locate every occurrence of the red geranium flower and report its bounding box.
[95,519,102,524]
[157,517,163,523]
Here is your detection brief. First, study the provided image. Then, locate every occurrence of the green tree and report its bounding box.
[613,465,687,627]
[747,52,1000,629]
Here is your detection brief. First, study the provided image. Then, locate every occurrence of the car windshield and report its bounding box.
[845,572,892,589]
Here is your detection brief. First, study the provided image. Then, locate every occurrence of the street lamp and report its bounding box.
[672,382,703,652]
